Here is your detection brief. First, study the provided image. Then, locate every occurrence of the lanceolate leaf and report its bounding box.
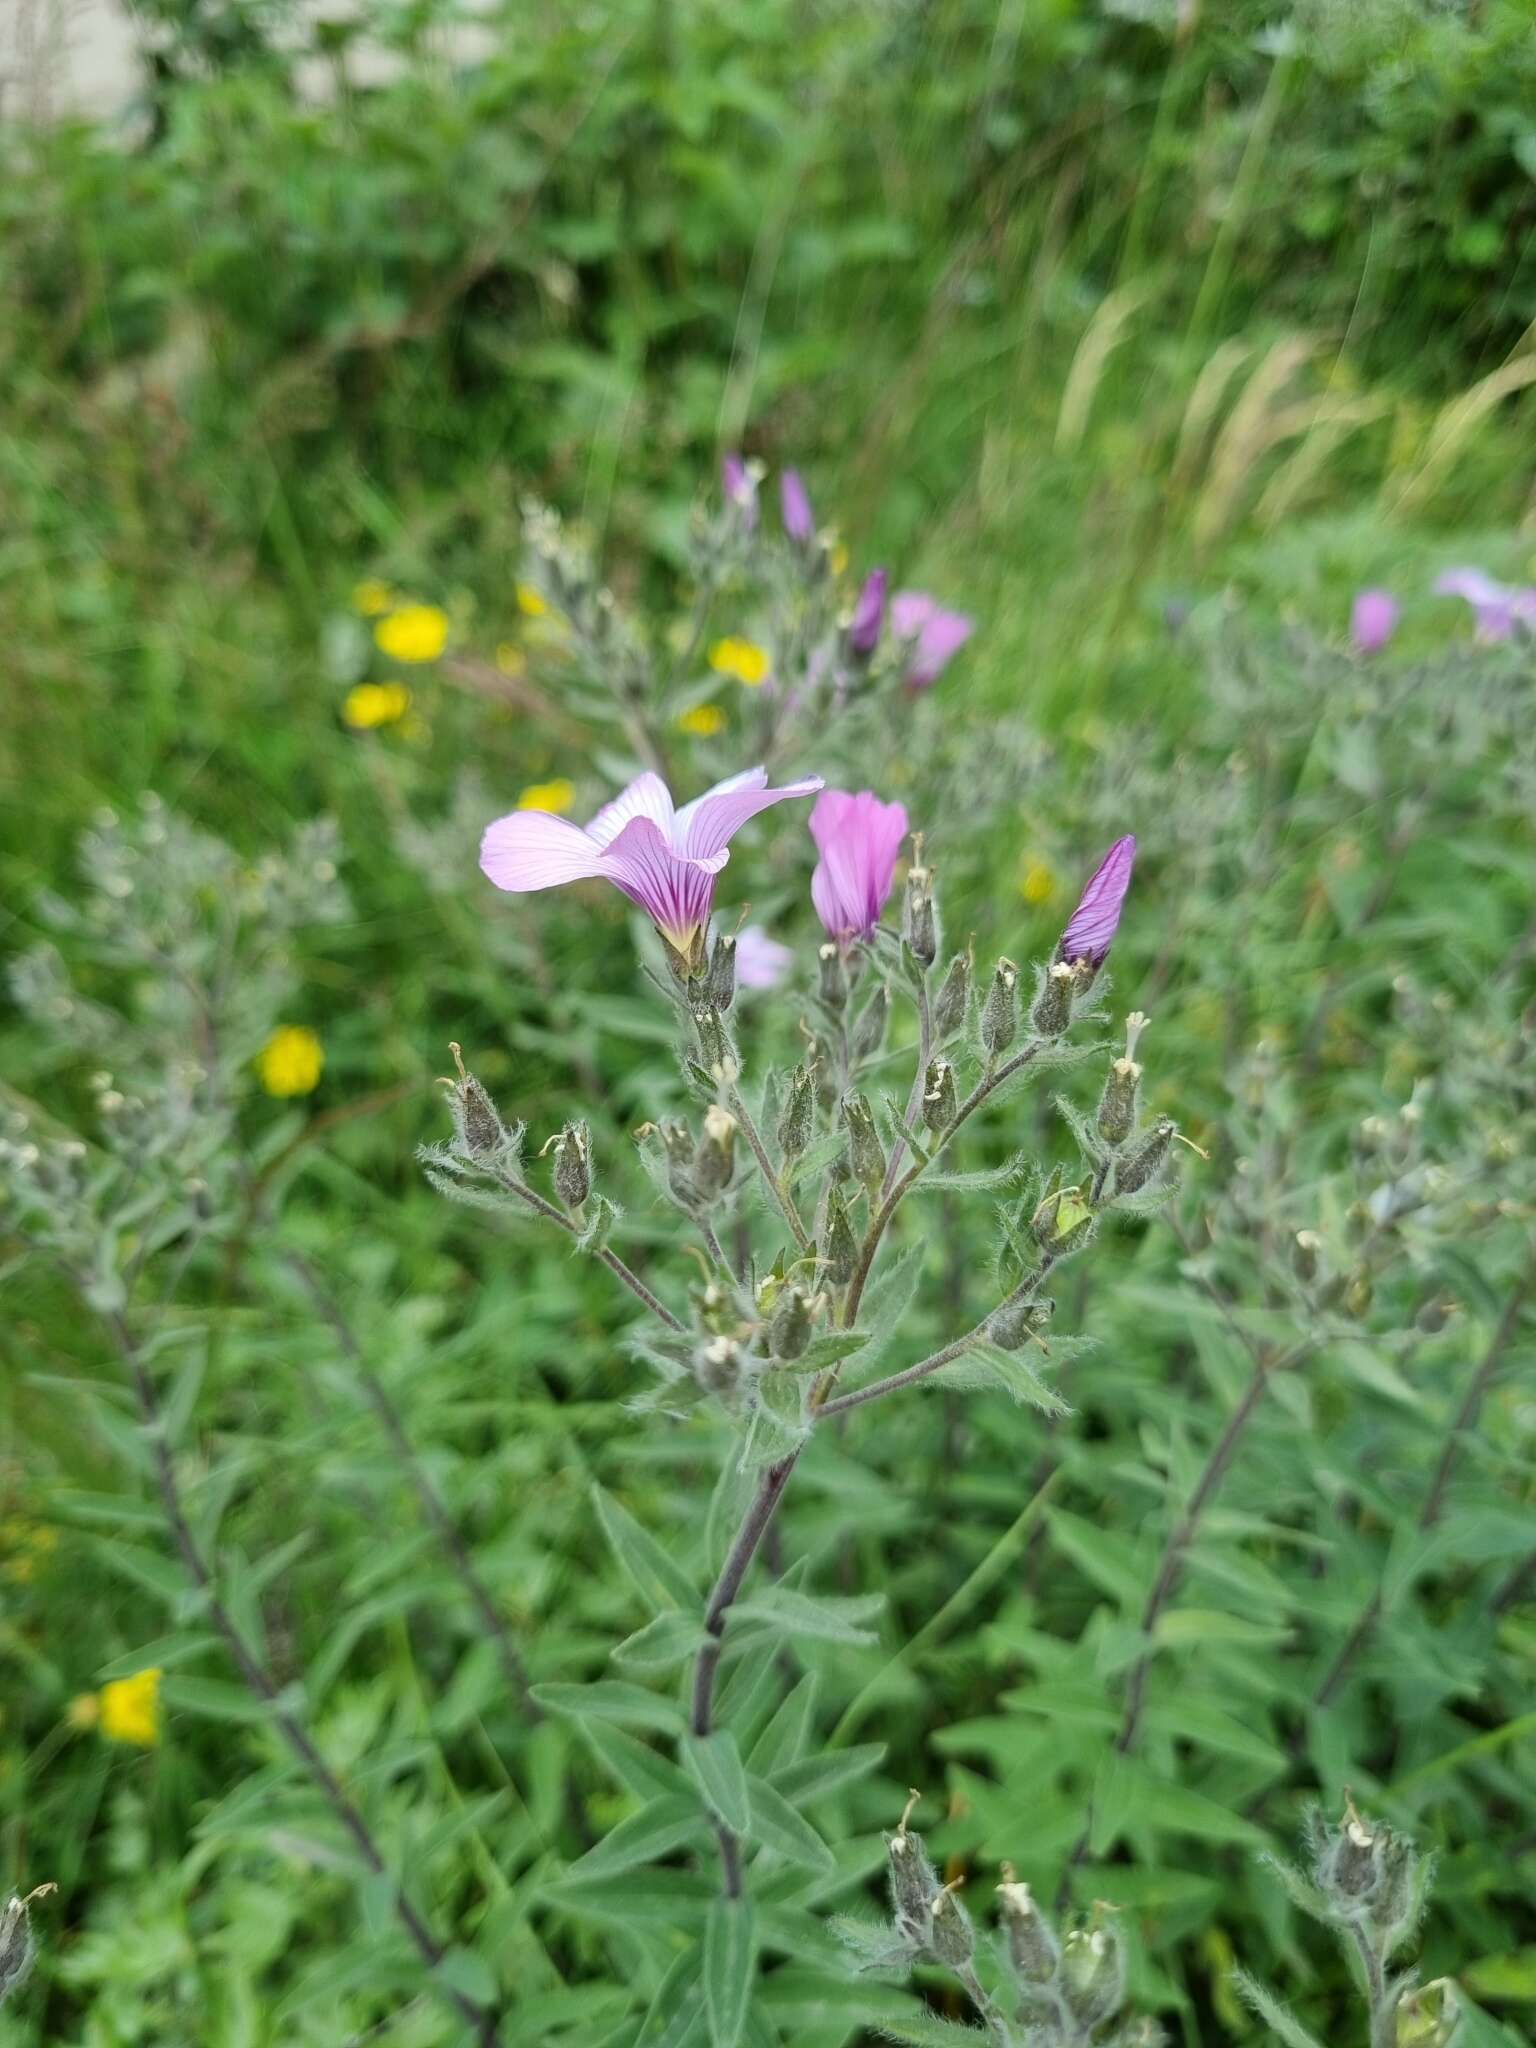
[682,1730,752,1836]
[560,1794,709,1883]
[704,1899,757,2048]
[593,1485,700,1613]
[731,1584,884,1645]
[742,1776,834,1870]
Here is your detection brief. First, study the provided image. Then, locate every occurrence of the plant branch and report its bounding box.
[491,1167,685,1331]
[878,979,933,1203]
[728,1084,812,1254]
[104,1309,502,2048]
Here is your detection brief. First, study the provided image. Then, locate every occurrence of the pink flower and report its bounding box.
[890,590,975,690]
[721,453,759,532]
[1433,567,1536,644]
[808,789,909,947]
[848,569,887,659]
[780,470,815,546]
[736,925,793,990]
[480,767,822,957]
[1058,835,1136,972]
[1350,589,1399,655]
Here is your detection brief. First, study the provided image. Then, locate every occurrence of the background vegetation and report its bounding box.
[3,2,1534,2043]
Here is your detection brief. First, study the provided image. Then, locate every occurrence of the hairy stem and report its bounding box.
[493,1167,685,1331]
[107,1310,501,2047]
[728,1084,813,1254]
[879,980,933,1203]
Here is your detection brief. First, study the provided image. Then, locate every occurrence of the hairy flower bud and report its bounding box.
[818,941,848,1012]
[693,1005,734,1078]
[656,1119,697,1205]
[988,1294,1054,1350]
[933,951,971,1037]
[777,1062,816,1162]
[843,1093,886,1192]
[1032,961,1078,1039]
[1416,1295,1454,1334]
[981,957,1020,1058]
[1345,1272,1374,1318]
[447,1044,507,1162]
[0,1886,53,2008]
[1031,1186,1095,1255]
[904,866,937,967]
[851,984,890,1063]
[707,931,738,1012]
[823,1188,859,1288]
[695,1335,743,1399]
[927,1880,974,1968]
[1292,1229,1323,1283]
[694,1105,737,1196]
[1096,1058,1142,1147]
[923,1056,957,1133]
[997,1873,1058,1984]
[1061,1922,1126,2032]
[769,1285,817,1361]
[1113,1117,1175,1197]
[551,1120,591,1208]
[885,1794,939,1945]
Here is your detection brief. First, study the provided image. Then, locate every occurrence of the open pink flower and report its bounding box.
[1058,835,1136,972]
[808,789,909,947]
[1350,589,1399,655]
[1433,567,1536,644]
[480,767,822,957]
[736,925,793,990]
[780,470,815,546]
[890,590,975,690]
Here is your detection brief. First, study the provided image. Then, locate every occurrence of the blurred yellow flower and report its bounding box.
[1019,857,1057,906]
[829,540,850,578]
[257,1026,324,1099]
[518,779,576,815]
[709,637,771,687]
[495,642,528,678]
[98,1668,162,1747]
[343,682,411,730]
[1,1518,58,1584]
[515,583,550,619]
[374,604,449,663]
[677,703,726,737]
[351,579,394,616]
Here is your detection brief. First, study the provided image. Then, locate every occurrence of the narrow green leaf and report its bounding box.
[613,1611,709,1672]
[682,1731,752,1836]
[768,1744,887,1807]
[593,1486,699,1613]
[1231,1968,1328,2048]
[532,1681,686,1735]
[580,1722,691,1805]
[561,1794,708,1882]
[742,1775,834,1870]
[704,1899,757,2048]
[732,1584,884,1645]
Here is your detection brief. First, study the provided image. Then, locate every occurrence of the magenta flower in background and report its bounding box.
[1350,588,1399,655]
[890,590,975,690]
[1058,834,1136,973]
[808,789,910,946]
[781,470,815,546]
[735,925,794,991]
[721,452,759,532]
[480,767,822,956]
[1432,567,1536,644]
[848,569,888,658]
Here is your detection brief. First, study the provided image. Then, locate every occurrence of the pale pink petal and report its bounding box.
[911,609,974,688]
[480,812,607,893]
[736,926,793,990]
[598,816,727,947]
[808,789,909,942]
[679,769,824,859]
[889,592,937,640]
[586,771,677,850]
[1350,589,1399,655]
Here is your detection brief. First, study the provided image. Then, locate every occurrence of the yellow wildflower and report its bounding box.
[677,703,726,738]
[343,682,411,730]
[515,583,550,619]
[495,641,528,678]
[829,539,849,578]
[709,637,771,687]
[518,779,576,815]
[351,579,394,617]
[257,1026,324,1099]
[98,1668,162,1747]
[1019,858,1057,907]
[374,604,449,664]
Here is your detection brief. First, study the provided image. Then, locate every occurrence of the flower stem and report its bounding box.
[493,1168,685,1331]
[728,1084,813,1254]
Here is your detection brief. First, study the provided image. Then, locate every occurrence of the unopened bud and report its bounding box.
[707,931,738,1011]
[904,867,937,967]
[823,1188,859,1288]
[693,1006,733,1077]
[933,951,971,1037]
[694,1105,737,1196]
[657,1119,696,1204]
[923,1056,957,1132]
[927,1879,974,1968]
[551,1120,591,1207]
[886,1792,938,1943]
[1096,1057,1141,1147]
[777,1062,816,1161]
[851,984,889,1063]
[997,1871,1057,1984]
[1292,1229,1322,1282]
[1345,1272,1373,1318]
[0,1885,54,2007]
[769,1285,817,1361]
[695,1335,743,1399]
[817,942,847,1012]
[981,957,1019,1058]
[447,1044,506,1161]
[843,1093,886,1192]
[1032,960,1077,1039]
[1061,1921,1126,2031]
[1113,1118,1175,1197]
[1397,1980,1460,2048]
[1030,1186,1095,1254]
[988,1294,1054,1350]
[1416,1295,1454,1334]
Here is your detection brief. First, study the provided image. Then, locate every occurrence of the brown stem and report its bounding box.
[106,1311,501,2047]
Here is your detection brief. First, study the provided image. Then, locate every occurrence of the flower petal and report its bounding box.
[480,811,607,893]
[678,768,824,859]
[889,591,937,640]
[599,815,727,944]
[1059,834,1136,968]
[808,789,909,942]
[585,771,677,850]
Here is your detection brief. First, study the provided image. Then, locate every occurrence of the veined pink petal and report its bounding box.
[678,768,824,858]
[599,816,728,947]
[1059,834,1136,969]
[808,789,909,943]
[480,811,607,893]
[586,771,676,850]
